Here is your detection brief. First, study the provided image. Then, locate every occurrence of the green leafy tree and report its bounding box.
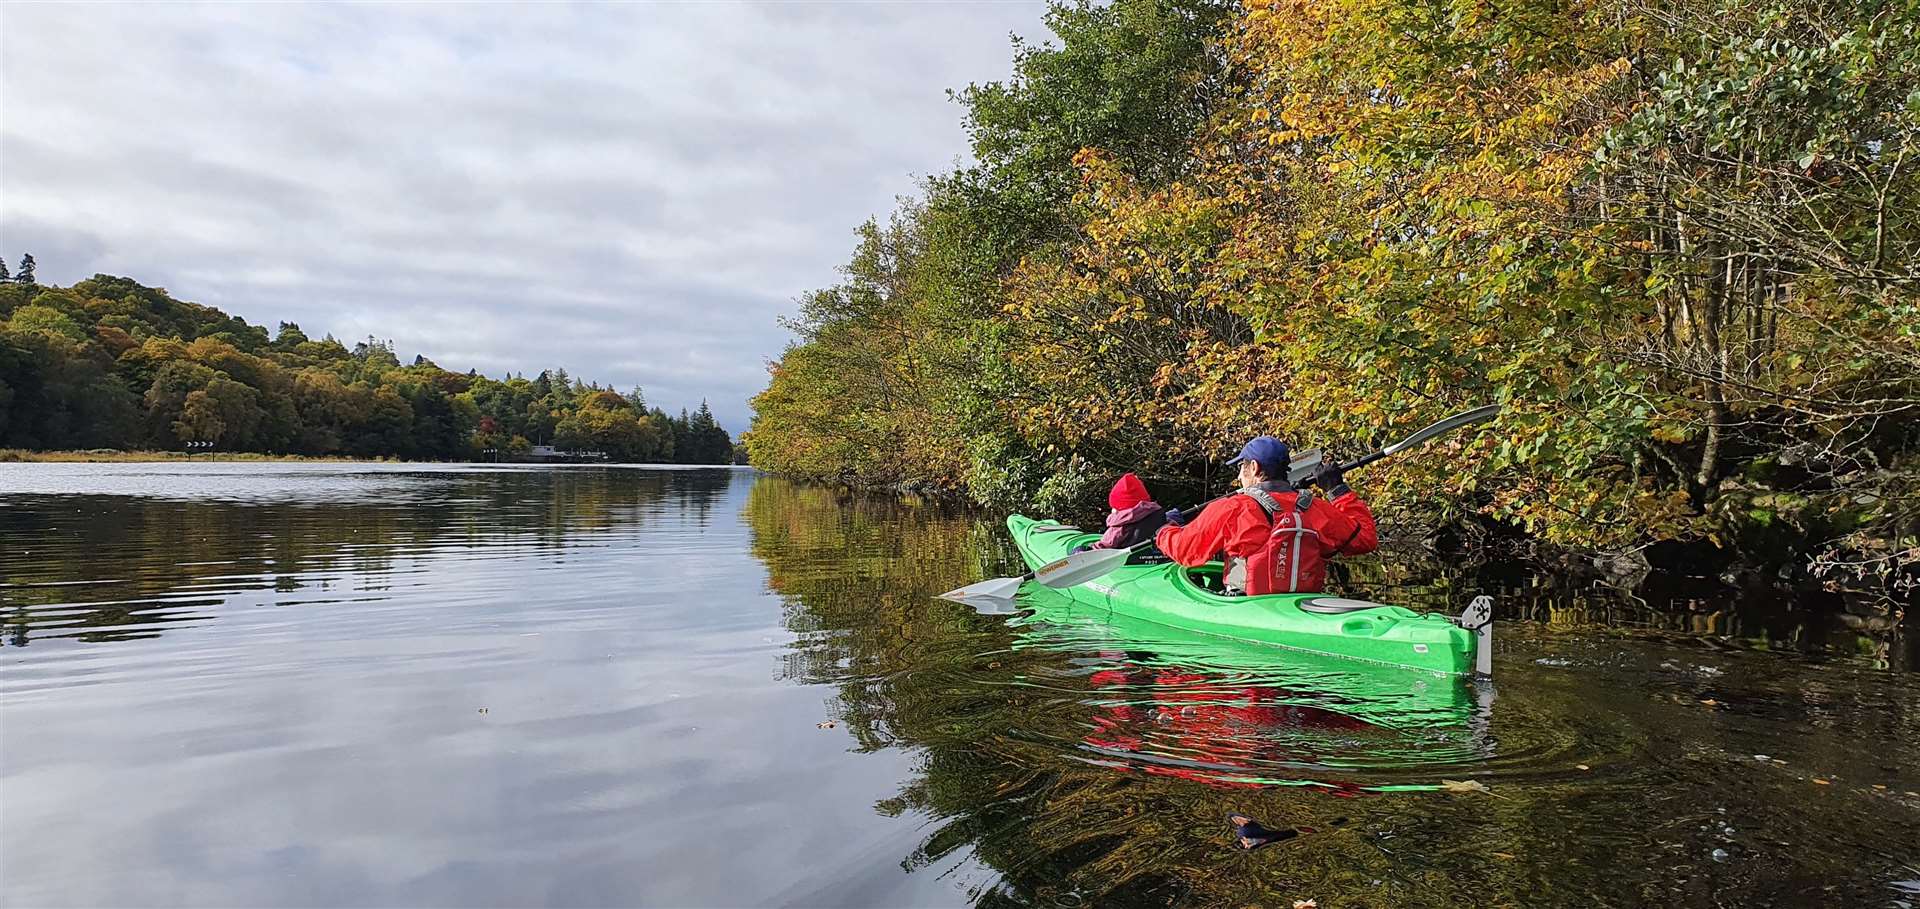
[274,322,310,349]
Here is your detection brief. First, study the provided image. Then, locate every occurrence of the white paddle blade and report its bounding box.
[940,575,1025,602]
[1033,547,1133,589]
[953,595,1023,615]
[1286,447,1325,485]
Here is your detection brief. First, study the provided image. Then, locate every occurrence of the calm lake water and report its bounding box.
[2,463,1915,907]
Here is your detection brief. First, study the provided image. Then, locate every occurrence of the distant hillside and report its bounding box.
[0,272,732,463]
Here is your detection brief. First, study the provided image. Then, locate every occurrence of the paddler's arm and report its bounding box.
[1144,491,1251,565]
[1309,462,1378,556]
[1318,491,1379,556]
[1153,501,1235,567]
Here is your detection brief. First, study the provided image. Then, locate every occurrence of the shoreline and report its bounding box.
[0,449,395,464]
[0,449,755,467]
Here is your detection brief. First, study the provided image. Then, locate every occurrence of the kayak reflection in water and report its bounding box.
[1082,653,1380,794]
[1155,435,1380,595]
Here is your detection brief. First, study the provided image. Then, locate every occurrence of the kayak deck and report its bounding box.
[1007,514,1487,677]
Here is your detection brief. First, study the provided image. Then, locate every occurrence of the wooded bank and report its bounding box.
[0,275,735,465]
[744,0,1919,597]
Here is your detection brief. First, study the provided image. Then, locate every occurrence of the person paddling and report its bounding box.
[1154,436,1378,595]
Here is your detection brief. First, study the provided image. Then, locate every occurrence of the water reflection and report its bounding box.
[1008,591,1495,788]
[0,467,1914,908]
[0,464,733,650]
[744,476,1920,908]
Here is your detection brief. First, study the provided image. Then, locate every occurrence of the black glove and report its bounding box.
[1164,507,1188,526]
[1310,463,1350,497]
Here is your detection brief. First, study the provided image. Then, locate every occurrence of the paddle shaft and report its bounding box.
[1123,404,1497,554]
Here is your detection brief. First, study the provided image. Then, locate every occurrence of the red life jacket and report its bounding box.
[1240,487,1323,595]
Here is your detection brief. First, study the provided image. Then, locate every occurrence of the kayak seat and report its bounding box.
[1184,567,1228,593]
[1297,597,1388,615]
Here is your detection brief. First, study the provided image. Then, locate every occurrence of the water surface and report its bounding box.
[2,464,1915,907]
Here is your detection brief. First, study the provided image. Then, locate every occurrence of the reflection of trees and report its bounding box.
[1333,550,1911,673]
[0,468,733,645]
[745,478,1920,907]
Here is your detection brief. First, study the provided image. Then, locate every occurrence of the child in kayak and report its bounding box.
[1088,473,1169,560]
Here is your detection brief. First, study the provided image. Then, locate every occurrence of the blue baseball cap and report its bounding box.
[1226,435,1290,476]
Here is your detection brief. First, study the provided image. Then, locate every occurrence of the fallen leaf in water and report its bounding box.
[1293,901,1318,909]
[1812,778,1831,785]
[1441,779,1490,794]
[1873,784,1888,790]
[1698,698,1720,707]
[1492,852,1517,860]
[817,721,836,729]
[1576,764,1591,771]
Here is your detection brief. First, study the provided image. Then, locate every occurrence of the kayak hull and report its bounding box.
[1007,514,1479,676]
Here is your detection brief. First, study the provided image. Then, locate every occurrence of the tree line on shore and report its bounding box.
[744,0,1918,593]
[0,273,735,464]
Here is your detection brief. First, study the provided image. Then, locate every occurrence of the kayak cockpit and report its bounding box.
[1170,564,1403,613]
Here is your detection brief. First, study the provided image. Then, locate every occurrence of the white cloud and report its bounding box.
[0,0,1050,432]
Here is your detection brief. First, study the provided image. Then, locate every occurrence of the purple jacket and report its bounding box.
[1094,501,1167,550]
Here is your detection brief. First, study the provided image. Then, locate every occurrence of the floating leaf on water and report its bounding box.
[1492,852,1517,860]
[1293,901,1318,909]
[1576,764,1591,771]
[1812,778,1831,785]
[1698,698,1721,707]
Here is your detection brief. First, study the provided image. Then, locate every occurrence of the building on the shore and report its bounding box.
[523,445,607,462]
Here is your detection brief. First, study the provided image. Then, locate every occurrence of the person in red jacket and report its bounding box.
[1154,435,1378,595]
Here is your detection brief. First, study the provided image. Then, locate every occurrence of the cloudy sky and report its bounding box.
[0,1,1051,432]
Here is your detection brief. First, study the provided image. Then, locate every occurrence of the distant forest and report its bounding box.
[0,264,734,463]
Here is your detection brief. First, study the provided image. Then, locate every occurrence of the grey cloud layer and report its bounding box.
[0,1,1048,432]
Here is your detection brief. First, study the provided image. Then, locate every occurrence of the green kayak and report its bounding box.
[1006,514,1493,677]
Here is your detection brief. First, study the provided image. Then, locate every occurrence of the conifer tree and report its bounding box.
[15,254,35,285]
